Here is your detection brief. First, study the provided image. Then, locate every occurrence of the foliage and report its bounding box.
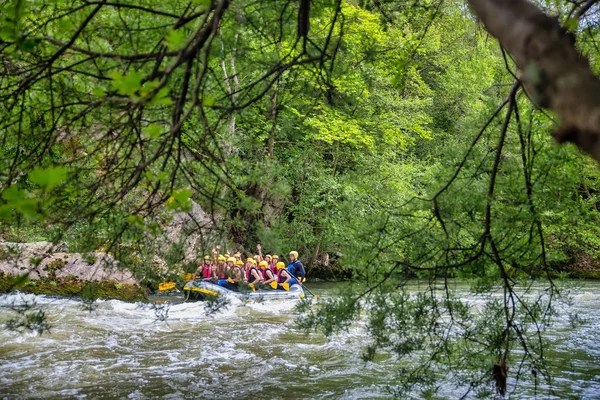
[1,0,600,396]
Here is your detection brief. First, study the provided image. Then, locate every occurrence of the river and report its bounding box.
[0,281,599,399]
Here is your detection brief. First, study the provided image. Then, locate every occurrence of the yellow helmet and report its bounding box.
[265,254,272,259]
[217,255,226,261]
[272,254,279,260]
[227,257,236,263]
[204,255,210,260]
[289,251,299,258]
[251,259,257,265]
[259,261,268,267]
[253,255,260,260]
[234,252,241,257]
[246,258,254,263]
[276,261,285,270]
[235,260,244,266]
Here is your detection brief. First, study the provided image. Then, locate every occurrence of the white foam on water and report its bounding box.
[2,282,600,399]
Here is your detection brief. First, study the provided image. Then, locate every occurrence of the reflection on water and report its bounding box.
[0,281,599,399]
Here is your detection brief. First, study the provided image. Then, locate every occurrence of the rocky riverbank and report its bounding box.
[0,241,147,302]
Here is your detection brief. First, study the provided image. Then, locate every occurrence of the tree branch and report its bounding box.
[468,0,600,164]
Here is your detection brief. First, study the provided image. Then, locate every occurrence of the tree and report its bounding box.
[1,0,600,397]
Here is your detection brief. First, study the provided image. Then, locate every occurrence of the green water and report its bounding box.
[0,281,599,399]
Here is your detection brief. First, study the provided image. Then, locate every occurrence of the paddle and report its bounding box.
[287,271,318,298]
[279,282,290,291]
[158,281,176,291]
[269,281,278,289]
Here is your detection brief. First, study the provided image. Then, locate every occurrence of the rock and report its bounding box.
[0,241,138,285]
[161,200,216,263]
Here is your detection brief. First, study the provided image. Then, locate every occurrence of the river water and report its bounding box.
[0,281,599,399]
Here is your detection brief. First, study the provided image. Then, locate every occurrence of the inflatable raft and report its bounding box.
[183,280,304,301]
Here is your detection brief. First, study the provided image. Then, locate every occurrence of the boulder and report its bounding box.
[0,241,137,284]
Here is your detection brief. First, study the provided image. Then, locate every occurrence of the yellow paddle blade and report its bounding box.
[158,282,176,291]
[227,277,234,284]
[249,283,255,292]
[299,294,305,299]
[302,277,306,282]
[270,281,278,289]
[184,273,193,282]
[282,283,290,291]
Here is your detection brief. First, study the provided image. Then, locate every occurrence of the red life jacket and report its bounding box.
[276,268,289,283]
[202,265,212,279]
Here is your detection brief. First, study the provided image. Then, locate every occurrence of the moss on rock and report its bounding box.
[0,273,147,302]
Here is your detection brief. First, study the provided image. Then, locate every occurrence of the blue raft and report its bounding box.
[183,280,304,301]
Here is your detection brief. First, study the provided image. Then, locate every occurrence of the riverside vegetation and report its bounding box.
[1,0,600,397]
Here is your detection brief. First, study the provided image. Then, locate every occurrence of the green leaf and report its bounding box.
[165,29,184,51]
[166,188,193,211]
[202,97,215,107]
[16,199,38,218]
[0,204,13,220]
[0,25,16,42]
[150,87,172,105]
[139,79,159,97]
[92,87,105,97]
[29,166,68,191]
[109,71,143,97]
[126,215,144,226]
[2,185,25,202]
[144,124,163,139]
[193,0,211,10]
[157,171,169,182]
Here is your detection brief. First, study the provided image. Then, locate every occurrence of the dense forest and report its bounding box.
[2,0,600,279]
[2,0,600,396]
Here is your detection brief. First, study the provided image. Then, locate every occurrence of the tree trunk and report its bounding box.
[267,87,278,158]
[467,0,600,163]
[220,32,239,156]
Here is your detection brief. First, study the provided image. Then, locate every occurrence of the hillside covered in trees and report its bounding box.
[2,0,600,282]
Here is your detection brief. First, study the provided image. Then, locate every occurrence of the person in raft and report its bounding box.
[193,256,214,281]
[287,251,306,284]
[217,257,242,291]
[269,254,279,272]
[214,255,227,280]
[247,260,262,286]
[276,261,295,289]
[259,260,277,287]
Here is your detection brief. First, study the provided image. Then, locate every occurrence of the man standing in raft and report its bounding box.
[287,251,306,285]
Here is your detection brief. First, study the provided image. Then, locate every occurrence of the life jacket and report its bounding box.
[217,264,227,279]
[246,267,260,284]
[276,268,290,283]
[228,266,243,284]
[202,264,212,279]
[288,260,305,279]
[262,268,273,281]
